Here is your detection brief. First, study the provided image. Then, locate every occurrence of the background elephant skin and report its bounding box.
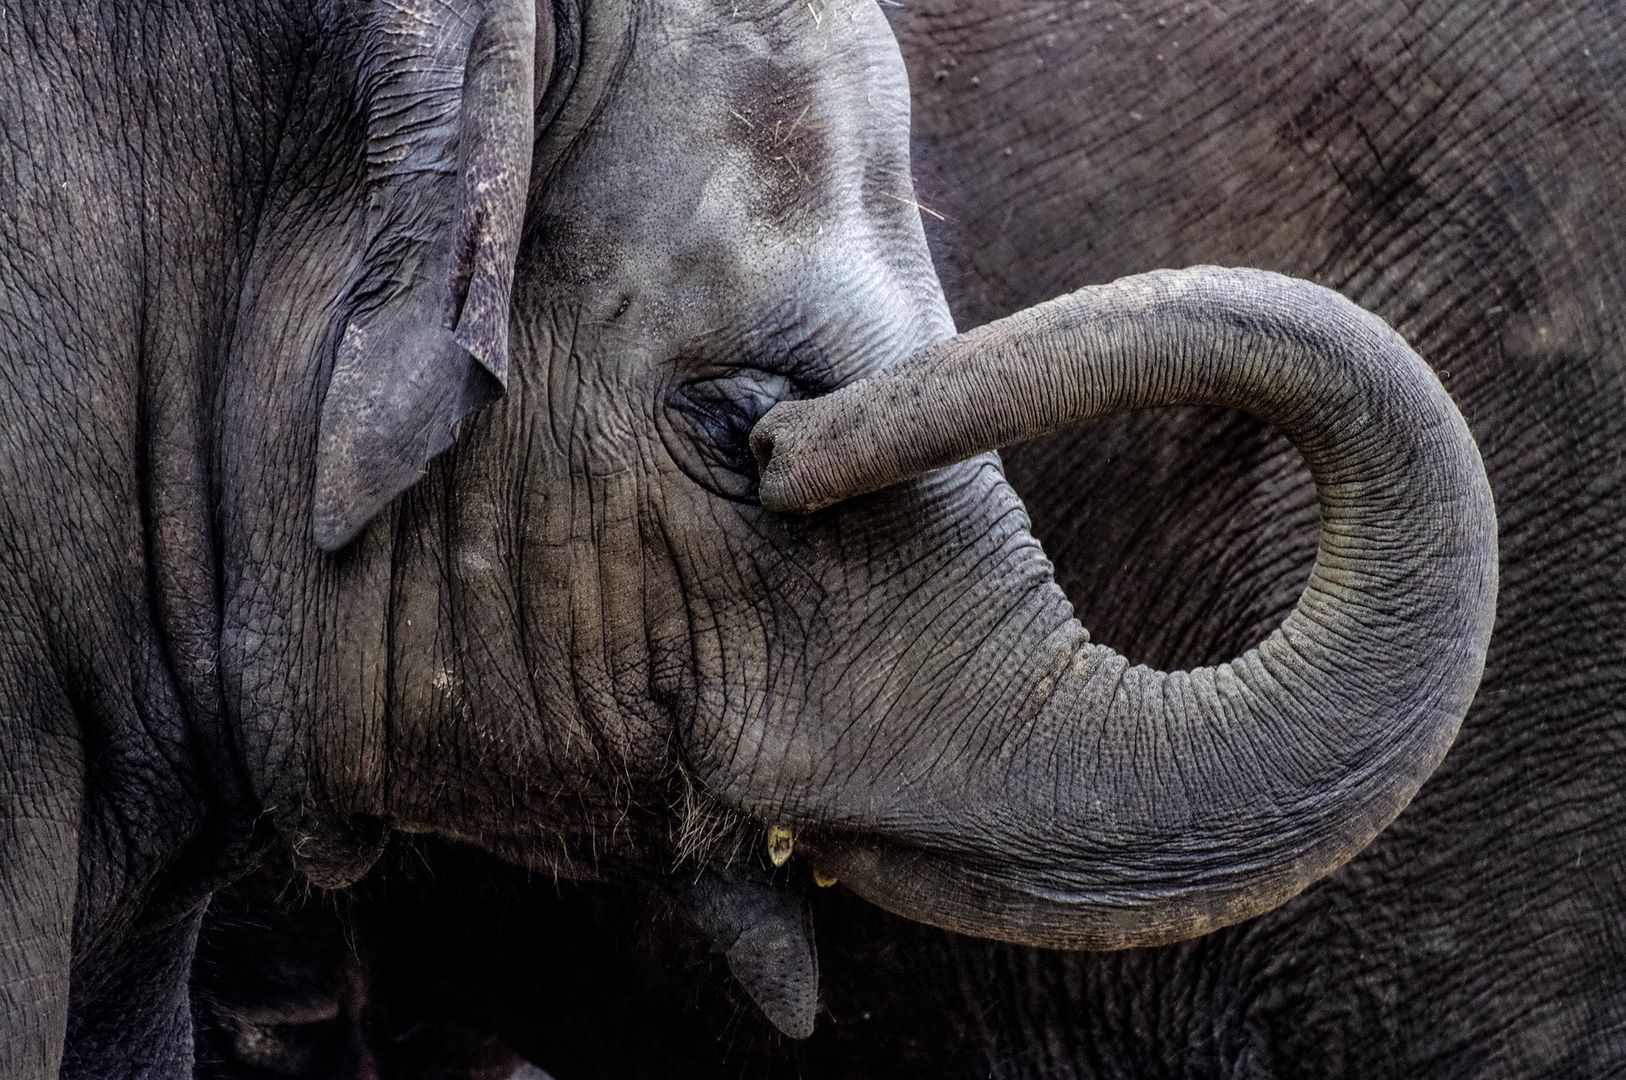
[187,1,1625,1078]
[896,2,1626,1074]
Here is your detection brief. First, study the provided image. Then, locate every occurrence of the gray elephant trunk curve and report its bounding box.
[749,265,1497,949]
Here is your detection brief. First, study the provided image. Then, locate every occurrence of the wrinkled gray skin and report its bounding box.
[1,0,1494,1076]
[413,2,1618,1077]
[199,1,1625,1077]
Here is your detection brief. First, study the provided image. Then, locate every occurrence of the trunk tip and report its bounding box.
[753,401,830,513]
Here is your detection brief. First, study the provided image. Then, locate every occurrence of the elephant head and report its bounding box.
[223,0,1494,1023]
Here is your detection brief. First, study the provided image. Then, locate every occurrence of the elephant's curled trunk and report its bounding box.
[750,266,1497,949]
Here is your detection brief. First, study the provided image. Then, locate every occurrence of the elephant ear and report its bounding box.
[313,0,538,551]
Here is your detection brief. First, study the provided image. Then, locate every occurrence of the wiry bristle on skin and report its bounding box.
[670,765,757,869]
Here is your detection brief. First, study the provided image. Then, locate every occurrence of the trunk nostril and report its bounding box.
[753,400,846,513]
[749,426,776,473]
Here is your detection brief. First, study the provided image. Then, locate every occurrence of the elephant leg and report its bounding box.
[62,910,204,1080]
[3,666,204,1080]
[0,718,81,1080]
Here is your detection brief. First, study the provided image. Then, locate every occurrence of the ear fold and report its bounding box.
[313,0,539,551]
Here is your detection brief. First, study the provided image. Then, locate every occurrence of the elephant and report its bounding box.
[185,0,1626,1076]
[321,0,1615,1076]
[0,0,1497,1076]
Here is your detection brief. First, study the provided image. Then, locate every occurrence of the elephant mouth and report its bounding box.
[744,266,1495,951]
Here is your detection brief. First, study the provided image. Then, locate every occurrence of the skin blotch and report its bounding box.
[726,58,833,224]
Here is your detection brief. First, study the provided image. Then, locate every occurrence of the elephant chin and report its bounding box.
[754,266,1497,950]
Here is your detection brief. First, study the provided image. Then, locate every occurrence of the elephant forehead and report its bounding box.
[633,0,908,218]
[532,1,915,296]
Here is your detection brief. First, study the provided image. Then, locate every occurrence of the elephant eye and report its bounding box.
[662,371,797,502]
